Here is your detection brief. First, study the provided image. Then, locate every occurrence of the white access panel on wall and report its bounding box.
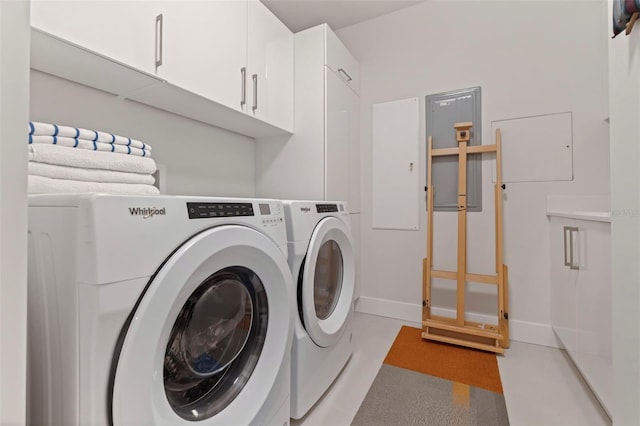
[372,98,420,230]
[491,112,573,183]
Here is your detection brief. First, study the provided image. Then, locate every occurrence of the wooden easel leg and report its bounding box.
[502,264,510,348]
[495,128,509,349]
[423,257,431,321]
[423,136,434,328]
[456,140,468,326]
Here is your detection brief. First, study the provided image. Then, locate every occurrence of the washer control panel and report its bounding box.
[259,202,284,227]
[187,202,254,219]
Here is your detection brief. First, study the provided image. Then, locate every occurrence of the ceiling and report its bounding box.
[261,0,425,33]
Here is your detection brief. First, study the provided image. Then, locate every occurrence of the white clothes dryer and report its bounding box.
[282,201,355,419]
[27,194,294,426]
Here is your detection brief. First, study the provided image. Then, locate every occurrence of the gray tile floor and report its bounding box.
[292,312,611,426]
[351,364,509,426]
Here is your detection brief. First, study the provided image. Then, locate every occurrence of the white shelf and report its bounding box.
[30,28,292,140]
[546,210,611,223]
[546,194,610,222]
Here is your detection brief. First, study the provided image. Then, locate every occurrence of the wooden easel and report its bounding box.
[422,123,509,354]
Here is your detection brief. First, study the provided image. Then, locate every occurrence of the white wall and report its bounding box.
[337,0,609,346]
[608,2,640,423]
[30,71,257,197]
[0,1,29,424]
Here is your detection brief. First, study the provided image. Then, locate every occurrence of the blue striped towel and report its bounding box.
[29,135,151,157]
[28,121,151,151]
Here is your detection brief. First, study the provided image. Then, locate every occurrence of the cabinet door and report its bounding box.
[549,217,578,353]
[247,0,293,130]
[31,0,159,74]
[573,220,612,415]
[574,220,612,359]
[324,67,360,206]
[156,1,247,112]
[571,220,613,413]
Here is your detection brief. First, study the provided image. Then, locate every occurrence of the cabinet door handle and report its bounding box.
[563,226,571,267]
[240,67,247,107]
[564,226,580,270]
[252,74,258,112]
[338,68,353,82]
[569,227,580,270]
[155,14,163,68]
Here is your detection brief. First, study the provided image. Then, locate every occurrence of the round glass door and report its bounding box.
[163,266,268,421]
[300,217,355,348]
[313,240,343,320]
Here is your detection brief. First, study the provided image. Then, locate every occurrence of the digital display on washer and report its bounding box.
[187,202,254,219]
[258,203,271,215]
[316,204,338,213]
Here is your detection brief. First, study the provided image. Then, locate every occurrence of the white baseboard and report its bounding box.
[354,296,561,349]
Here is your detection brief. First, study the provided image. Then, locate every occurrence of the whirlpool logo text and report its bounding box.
[129,207,166,219]
[300,207,311,213]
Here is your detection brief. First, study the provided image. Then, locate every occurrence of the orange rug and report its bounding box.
[383,326,503,393]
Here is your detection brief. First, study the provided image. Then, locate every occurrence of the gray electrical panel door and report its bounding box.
[426,87,482,212]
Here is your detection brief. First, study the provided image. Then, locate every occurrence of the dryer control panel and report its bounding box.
[316,203,339,213]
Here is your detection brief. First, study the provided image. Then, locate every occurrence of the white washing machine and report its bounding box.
[27,194,294,426]
[282,200,355,419]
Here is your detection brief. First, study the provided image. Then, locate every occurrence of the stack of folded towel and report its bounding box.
[27,121,160,195]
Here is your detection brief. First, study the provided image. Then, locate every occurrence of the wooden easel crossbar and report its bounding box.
[422,123,509,354]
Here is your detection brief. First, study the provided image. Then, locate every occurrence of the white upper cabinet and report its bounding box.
[156,1,248,113]
[29,0,293,137]
[31,0,159,75]
[246,0,293,131]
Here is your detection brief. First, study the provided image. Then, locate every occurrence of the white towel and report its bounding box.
[30,135,151,157]
[29,144,157,174]
[28,162,155,185]
[28,175,160,195]
[28,121,150,150]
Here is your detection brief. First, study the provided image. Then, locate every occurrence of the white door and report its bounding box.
[31,0,159,74]
[111,225,292,425]
[156,1,248,112]
[247,0,293,130]
[300,217,355,348]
